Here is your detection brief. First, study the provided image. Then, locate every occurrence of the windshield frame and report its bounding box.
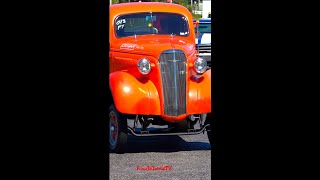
[114,12,190,39]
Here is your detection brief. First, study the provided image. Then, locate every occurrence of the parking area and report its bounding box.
[109,133,211,179]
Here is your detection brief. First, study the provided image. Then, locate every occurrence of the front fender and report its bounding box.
[109,71,161,115]
[187,69,211,114]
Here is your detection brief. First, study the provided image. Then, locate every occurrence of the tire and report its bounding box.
[109,104,127,154]
[207,128,212,145]
[205,114,212,145]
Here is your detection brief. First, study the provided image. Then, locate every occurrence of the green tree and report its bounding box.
[172,0,201,19]
[173,0,193,13]
[112,0,119,4]
[173,0,188,6]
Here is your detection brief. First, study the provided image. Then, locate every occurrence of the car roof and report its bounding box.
[110,2,191,18]
[193,18,211,23]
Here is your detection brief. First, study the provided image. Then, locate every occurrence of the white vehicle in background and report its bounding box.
[193,18,211,67]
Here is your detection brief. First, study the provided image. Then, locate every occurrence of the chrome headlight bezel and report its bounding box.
[194,57,207,74]
[137,58,151,75]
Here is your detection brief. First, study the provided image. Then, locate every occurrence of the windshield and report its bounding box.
[196,23,211,34]
[115,12,190,38]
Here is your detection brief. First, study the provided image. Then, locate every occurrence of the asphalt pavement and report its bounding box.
[109,133,211,180]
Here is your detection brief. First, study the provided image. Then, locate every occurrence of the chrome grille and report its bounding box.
[158,50,187,116]
[198,44,211,53]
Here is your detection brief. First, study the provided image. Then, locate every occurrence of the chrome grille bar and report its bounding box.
[198,44,211,53]
[158,50,187,116]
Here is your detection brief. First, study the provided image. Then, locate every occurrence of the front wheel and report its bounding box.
[207,128,212,145]
[205,114,212,145]
[109,104,127,154]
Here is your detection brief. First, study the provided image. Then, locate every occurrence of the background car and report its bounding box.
[193,18,211,67]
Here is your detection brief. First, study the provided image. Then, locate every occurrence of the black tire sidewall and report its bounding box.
[109,104,127,153]
[205,113,212,145]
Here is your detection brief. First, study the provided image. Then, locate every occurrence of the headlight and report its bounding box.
[194,57,207,74]
[137,58,151,75]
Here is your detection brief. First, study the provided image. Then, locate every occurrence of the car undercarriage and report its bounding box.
[125,114,211,137]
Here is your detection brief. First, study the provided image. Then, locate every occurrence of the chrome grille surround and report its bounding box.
[158,50,187,116]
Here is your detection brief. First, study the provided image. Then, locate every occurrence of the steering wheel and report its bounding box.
[152,27,158,34]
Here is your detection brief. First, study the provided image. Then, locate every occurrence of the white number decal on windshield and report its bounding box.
[116,19,126,30]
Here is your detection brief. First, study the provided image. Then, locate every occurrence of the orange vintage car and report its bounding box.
[109,2,212,153]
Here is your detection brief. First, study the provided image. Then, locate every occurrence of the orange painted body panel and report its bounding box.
[109,71,161,115]
[162,114,188,123]
[187,69,211,114]
[109,2,211,123]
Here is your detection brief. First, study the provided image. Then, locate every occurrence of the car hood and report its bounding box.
[110,35,197,58]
